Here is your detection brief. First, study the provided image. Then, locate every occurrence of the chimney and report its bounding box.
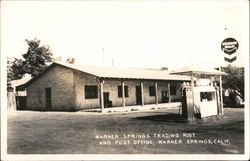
[160,67,168,71]
[53,56,62,62]
[66,57,75,64]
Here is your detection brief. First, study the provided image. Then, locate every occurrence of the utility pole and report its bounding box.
[102,48,104,66]
[112,57,114,67]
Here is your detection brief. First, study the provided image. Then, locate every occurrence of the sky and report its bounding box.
[1,0,248,70]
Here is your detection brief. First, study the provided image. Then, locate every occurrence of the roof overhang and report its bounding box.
[170,66,228,76]
[20,62,191,89]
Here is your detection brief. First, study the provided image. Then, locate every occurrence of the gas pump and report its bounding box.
[171,66,228,123]
[181,79,221,123]
[182,86,195,121]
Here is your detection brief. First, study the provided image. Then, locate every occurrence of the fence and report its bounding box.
[7,92,27,110]
[7,92,16,111]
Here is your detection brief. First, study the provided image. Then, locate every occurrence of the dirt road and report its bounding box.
[7,108,244,154]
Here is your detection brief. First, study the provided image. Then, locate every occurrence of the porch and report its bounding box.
[82,102,182,113]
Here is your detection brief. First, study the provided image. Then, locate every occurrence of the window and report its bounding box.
[149,86,156,96]
[200,92,215,102]
[118,86,128,98]
[170,85,177,95]
[85,85,98,99]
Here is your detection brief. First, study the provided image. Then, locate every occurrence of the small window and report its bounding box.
[118,86,128,98]
[85,85,98,99]
[149,86,156,96]
[170,85,177,95]
[200,92,214,102]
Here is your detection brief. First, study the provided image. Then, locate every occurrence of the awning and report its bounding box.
[170,66,228,76]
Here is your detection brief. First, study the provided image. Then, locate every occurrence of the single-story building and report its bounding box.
[20,62,190,111]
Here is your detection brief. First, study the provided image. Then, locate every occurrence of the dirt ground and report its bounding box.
[7,107,244,154]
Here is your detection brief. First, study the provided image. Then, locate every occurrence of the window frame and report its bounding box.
[118,86,129,98]
[85,85,98,99]
[200,92,215,102]
[170,85,177,95]
[149,86,156,96]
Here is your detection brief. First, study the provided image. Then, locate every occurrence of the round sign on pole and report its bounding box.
[221,38,239,55]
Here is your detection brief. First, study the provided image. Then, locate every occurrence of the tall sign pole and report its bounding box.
[220,36,239,115]
[102,48,105,66]
[219,67,224,115]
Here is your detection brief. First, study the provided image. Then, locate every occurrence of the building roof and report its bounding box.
[10,74,31,91]
[56,62,191,81]
[18,62,191,89]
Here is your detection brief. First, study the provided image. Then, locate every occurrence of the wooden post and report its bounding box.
[7,92,17,111]
[189,74,195,123]
[100,81,104,112]
[122,81,125,108]
[140,81,144,106]
[219,67,224,115]
[154,82,158,106]
[167,82,171,103]
[215,86,221,115]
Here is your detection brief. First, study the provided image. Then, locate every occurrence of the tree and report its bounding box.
[7,57,17,89]
[8,38,53,81]
[222,65,244,101]
[8,57,24,81]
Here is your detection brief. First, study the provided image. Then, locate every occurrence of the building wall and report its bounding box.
[73,71,100,110]
[73,70,183,110]
[104,80,141,107]
[26,65,183,111]
[26,65,75,111]
[156,81,168,103]
[169,82,183,102]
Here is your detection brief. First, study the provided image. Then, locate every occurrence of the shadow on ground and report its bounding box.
[134,113,187,123]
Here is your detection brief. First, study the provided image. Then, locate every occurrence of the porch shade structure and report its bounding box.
[170,66,228,76]
[170,66,228,118]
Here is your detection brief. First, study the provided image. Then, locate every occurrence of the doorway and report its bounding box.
[104,92,112,107]
[162,90,168,103]
[136,86,142,105]
[45,88,52,110]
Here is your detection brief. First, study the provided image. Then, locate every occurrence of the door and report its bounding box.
[104,92,109,103]
[45,88,52,110]
[136,86,142,105]
[104,92,112,107]
[162,90,168,103]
